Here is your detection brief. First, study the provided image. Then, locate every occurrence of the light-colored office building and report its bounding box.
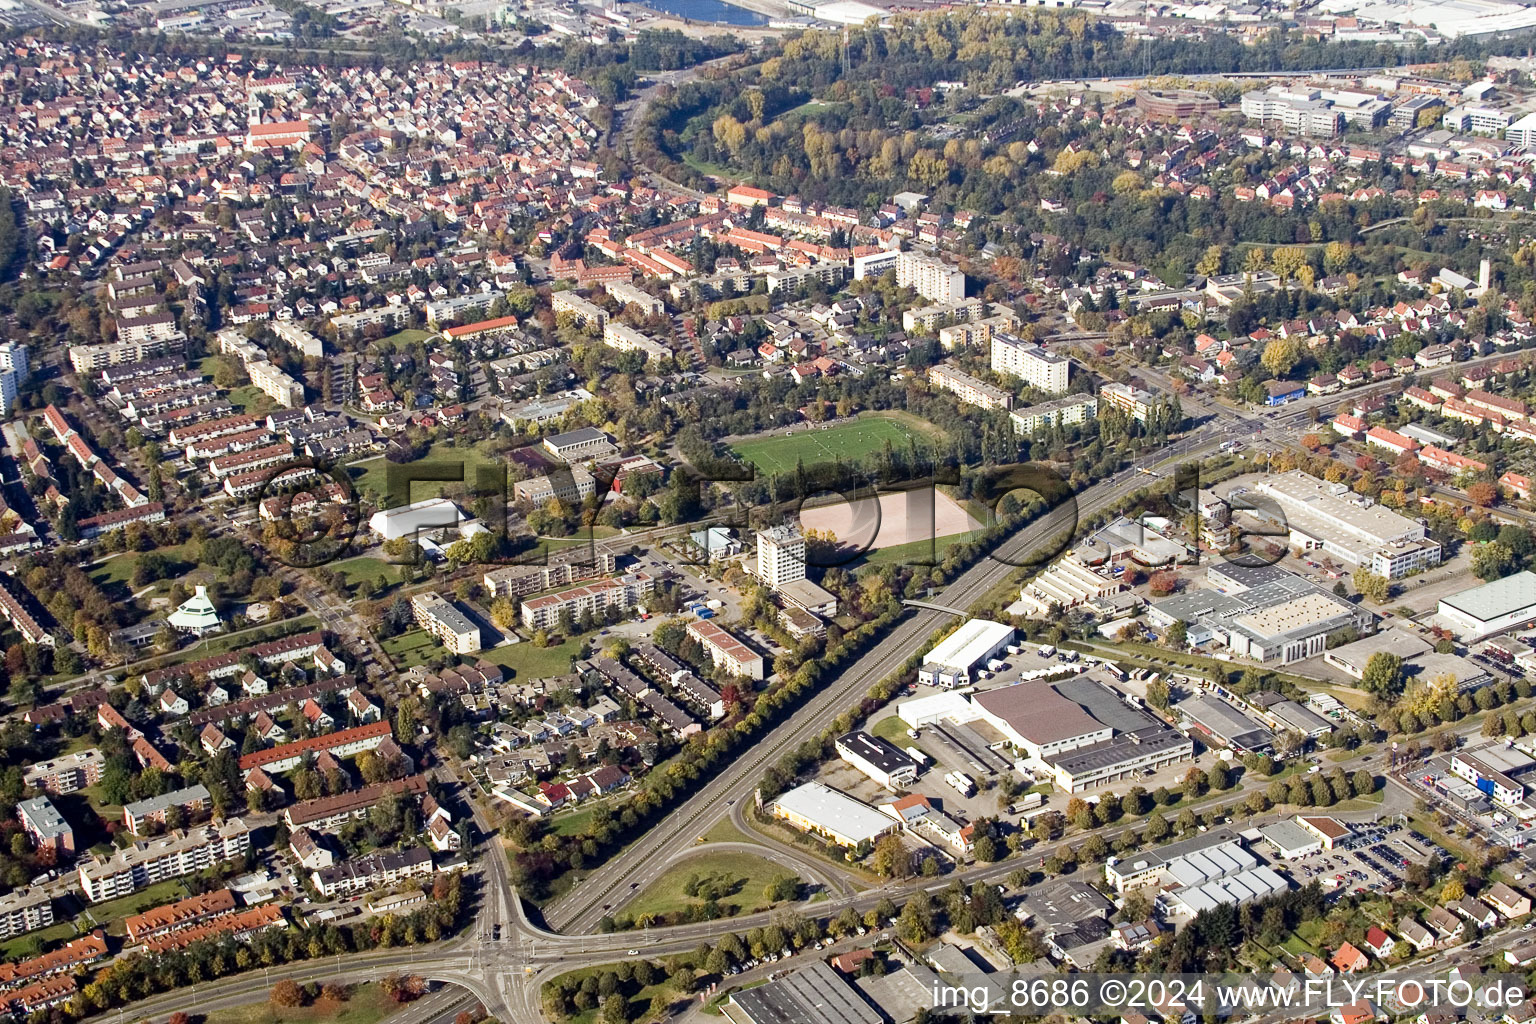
[1252,470,1441,579]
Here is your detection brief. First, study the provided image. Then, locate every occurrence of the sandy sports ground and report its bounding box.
[800,487,983,555]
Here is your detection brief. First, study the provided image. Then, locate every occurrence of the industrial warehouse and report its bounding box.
[1147,562,1376,665]
[897,666,1194,792]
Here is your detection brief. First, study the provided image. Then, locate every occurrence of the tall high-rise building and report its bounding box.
[896,252,965,305]
[0,343,28,418]
[990,333,1070,394]
[756,525,806,589]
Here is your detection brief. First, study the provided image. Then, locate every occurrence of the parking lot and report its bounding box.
[1285,822,1447,898]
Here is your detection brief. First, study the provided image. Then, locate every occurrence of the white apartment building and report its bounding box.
[0,343,27,417]
[1010,394,1098,435]
[896,251,965,304]
[1100,382,1155,422]
[519,573,654,630]
[551,291,608,331]
[687,620,766,680]
[853,249,899,280]
[604,280,665,317]
[756,525,807,589]
[411,592,482,654]
[68,337,185,374]
[312,846,433,898]
[247,360,304,408]
[0,888,52,941]
[929,365,1013,411]
[77,820,252,902]
[991,333,1070,393]
[603,322,672,362]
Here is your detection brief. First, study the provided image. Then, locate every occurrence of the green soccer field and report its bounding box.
[729,415,929,476]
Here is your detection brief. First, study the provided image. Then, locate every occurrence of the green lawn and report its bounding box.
[200,983,397,1024]
[479,635,585,680]
[82,878,189,935]
[380,329,435,347]
[229,385,275,416]
[625,850,792,921]
[348,440,509,505]
[88,542,198,598]
[773,99,841,124]
[379,629,442,669]
[729,414,938,477]
[699,818,753,846]
[327,556,404,597]
[551,799,632,837]
[859,531,980,568]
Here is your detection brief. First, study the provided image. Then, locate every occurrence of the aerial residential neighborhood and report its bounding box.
[0,0,1535,1022]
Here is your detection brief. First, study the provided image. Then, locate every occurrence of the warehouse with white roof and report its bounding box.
[1161,866,1290,919]
[919,619,1016,687]
[1439,570,1536,640]
[768,782,896,848]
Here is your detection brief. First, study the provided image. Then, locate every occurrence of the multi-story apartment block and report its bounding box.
[17,797,72,856]
[122,784,211,835]
[68,336,186,374]
[1099,382,1156,422]
[602,322,672,362]
[756,525,806,589]
[928,365,1013,411]
[991,333,1069,393]
[22,750,105,795]
[896,251,965,304]
[520,573,654,630]
[0,890,52,942]
[482,550,617,600]
[77,820,251,903]
[551,291,608,331]
[410,592,482,655]
[247,361,304,408]
[283,776,427,833]
[604,280,665,317]
[311,846,433,898]
[1010,394,1099,435]
[686,620,766,681]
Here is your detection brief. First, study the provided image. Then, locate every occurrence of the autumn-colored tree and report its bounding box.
[1300,433,1325,451]
[270,980,305,1008]
[1148,572,1179,597]
[1468,481,1498,507]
